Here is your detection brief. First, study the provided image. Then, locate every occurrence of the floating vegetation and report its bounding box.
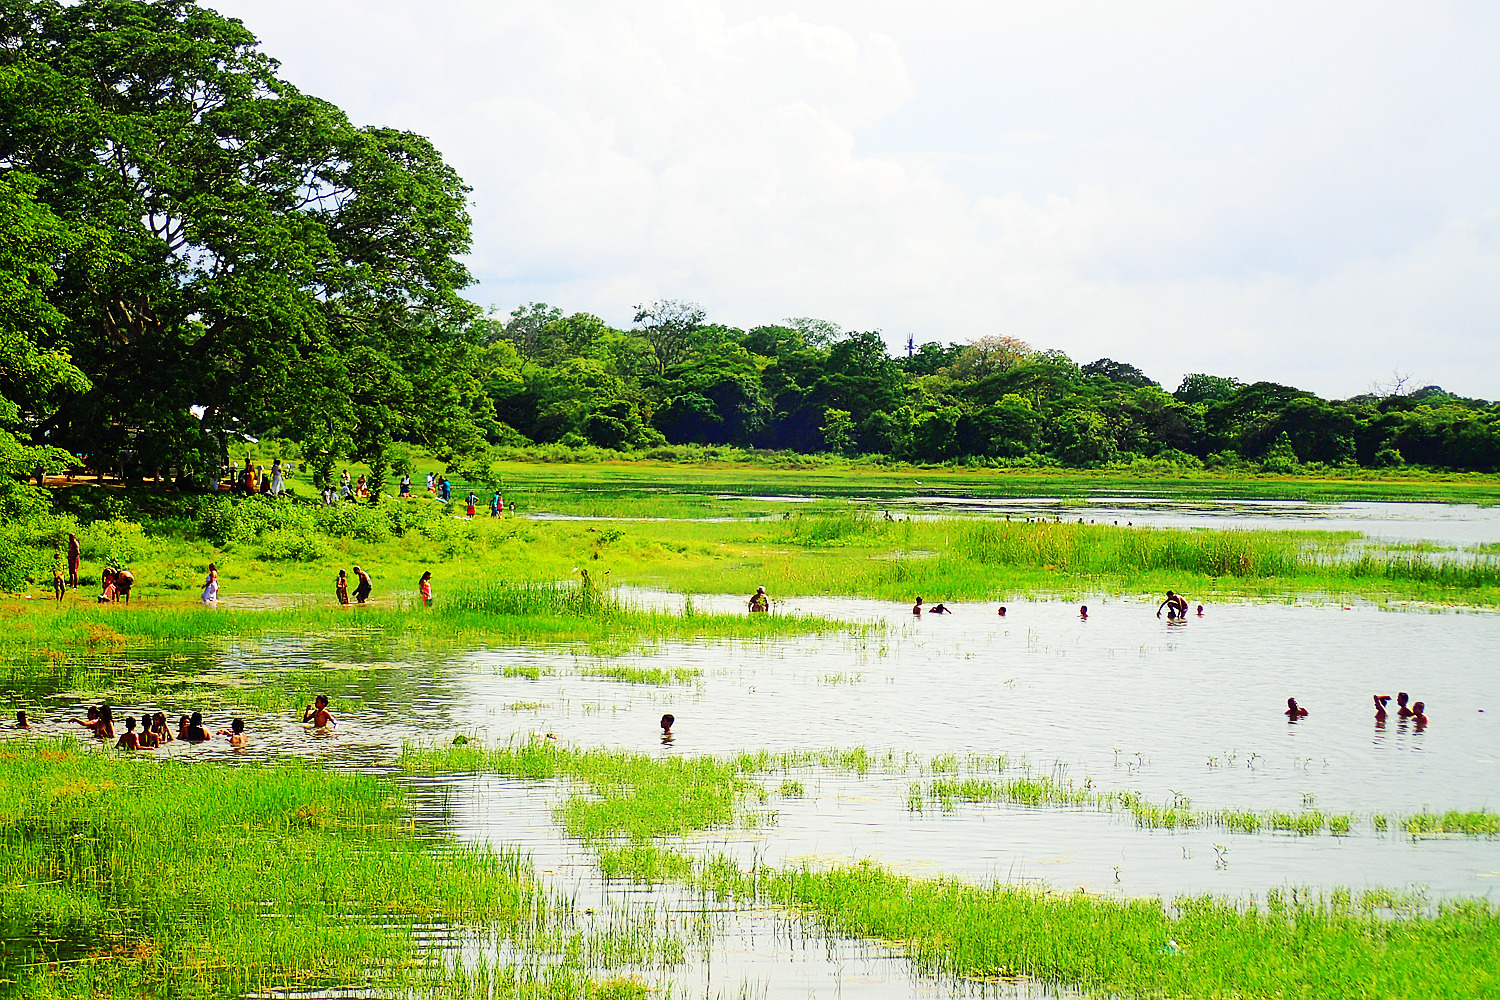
[579,664,702,685]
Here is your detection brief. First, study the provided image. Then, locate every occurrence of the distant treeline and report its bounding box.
[467,306,1500,473]
[2,0,1498,500]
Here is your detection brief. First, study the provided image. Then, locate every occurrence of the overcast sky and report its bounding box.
[212,0,1500,399]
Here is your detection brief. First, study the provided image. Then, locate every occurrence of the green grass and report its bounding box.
[1402,811,1500,836]
[0,739,670,999]
[578,664,702,685]
[0,584,857,708]
[17,475,1500,614]
[403,739,1500,1000]
[689,856,1500,1000]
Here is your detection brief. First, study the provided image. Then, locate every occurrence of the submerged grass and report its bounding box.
[0,583,856,708]
[0,739,671,999]
[688,855,1500,1000]
[406,739,1500,999]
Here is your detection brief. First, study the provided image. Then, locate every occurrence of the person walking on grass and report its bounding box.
[352,565,372,604]
[52,554,65,601]
[419,571,433,608]
[270,458,284,496]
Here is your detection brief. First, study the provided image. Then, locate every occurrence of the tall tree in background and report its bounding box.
[634,299,705,377]
[0,0,480,485]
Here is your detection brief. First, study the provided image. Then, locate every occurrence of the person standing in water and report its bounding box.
[419,571,433,608]
[303,695,336,730]
[336,569,349,606]
[748,586,769,613]
[912,597,924,616]
[1285,697,1309,719]
[1157,591,1188,618]
[352,565,373,604]
[1079,605,1089,620]
[660,713,674,743]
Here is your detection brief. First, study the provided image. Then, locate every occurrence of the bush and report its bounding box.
[252,528,331,562]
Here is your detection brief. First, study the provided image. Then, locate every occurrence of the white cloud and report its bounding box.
[213,0,1500,398]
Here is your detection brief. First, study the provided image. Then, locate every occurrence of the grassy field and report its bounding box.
[16,485,1500,612]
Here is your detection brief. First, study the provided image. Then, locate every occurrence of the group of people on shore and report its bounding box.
[49,534,136,606]
[214,457,286,496]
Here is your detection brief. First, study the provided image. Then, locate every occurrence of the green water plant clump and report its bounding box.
[0,739,668,997]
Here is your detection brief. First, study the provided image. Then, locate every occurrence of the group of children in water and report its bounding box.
[10,705,252,748]
[12,694,341,748]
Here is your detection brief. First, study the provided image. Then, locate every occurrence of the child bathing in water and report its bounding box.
[303,695,336,731]
[1285,697,1309,719]
[217,718,248,747]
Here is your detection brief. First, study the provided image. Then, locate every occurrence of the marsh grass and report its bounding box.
[0,739,681,998]
[397,741,1500,998]
[0,586,855,709]
[684,855,1500,1000]
[920,776,1498,839]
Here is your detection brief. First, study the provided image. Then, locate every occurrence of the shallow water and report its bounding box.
[749,495,1500,549]
[9,583,1500,994]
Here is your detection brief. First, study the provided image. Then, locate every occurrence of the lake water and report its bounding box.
[8,494,1500,997]
[748,495,1500,549]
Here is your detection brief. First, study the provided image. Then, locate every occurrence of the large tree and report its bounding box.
[0,0,480,483]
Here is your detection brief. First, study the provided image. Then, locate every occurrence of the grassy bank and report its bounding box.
[0,739,668,999]
[19,493,1500,612]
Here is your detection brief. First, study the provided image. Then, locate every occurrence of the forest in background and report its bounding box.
[4,0,1500,518]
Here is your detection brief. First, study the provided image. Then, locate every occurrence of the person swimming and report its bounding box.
[1285,697,1309,719]
[997,606,1006,617]
[15,709,29,729]
[1079,605,1088,620]
[1196,604,1205,616]
[660,713,675,744]
[928,603,952,614]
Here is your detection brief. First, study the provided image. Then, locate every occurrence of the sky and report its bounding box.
[211,0,1500,399]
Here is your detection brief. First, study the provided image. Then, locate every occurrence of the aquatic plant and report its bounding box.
[0,739,670,998]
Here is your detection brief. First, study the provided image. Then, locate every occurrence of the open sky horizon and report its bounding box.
[212,0,1500,401]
